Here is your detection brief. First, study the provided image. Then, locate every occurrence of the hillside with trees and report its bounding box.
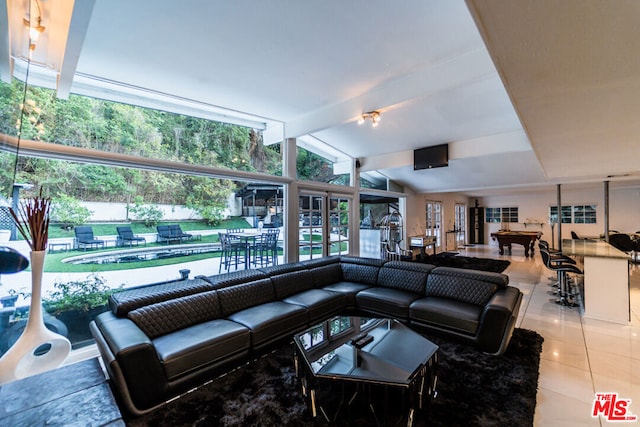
[0,80,343,219]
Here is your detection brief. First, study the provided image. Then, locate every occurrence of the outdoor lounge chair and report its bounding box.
[74,226,105,250]
[169,224,193,242]
[116,226,146,247]
[156,225,181,244]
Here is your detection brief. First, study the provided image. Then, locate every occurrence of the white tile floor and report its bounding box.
[458,244,640,426]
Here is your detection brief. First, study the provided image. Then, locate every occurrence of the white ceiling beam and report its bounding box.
[57,0,96,99]
[0,0,13,83]
[279,48,498,141]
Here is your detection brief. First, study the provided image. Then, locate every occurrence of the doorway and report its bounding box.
[298,193,351,260]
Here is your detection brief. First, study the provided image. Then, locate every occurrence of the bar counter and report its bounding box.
[562,239,630,324]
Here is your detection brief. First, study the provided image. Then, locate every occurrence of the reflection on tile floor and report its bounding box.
[459,244,640,426]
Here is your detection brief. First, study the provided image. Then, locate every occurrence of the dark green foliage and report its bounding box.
[0,79,284,205]
[43,274,122,314]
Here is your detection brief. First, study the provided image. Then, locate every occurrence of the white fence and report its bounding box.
[79,194,240,222]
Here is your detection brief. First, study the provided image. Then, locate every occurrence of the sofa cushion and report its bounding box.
[377,261,433,293]
[110,278,213,317]
[127,290,222,338]
[227,301,307,348]
[283,289,347,323]
[270,270,314,299]
[409,297,482,335]
[322,281,371,307]
[153,319,250,380]
[217,279,276,317]
[355,287,422,320]
[426,268,503,306]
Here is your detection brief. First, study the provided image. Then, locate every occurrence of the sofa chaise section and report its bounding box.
[409,266,522,354]
[91,290,251,415]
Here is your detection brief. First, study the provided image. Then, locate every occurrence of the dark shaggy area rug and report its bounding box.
[416,253,511,273]
[127,328,543,427]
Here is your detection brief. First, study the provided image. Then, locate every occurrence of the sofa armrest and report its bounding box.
[475,286,523,355]
[91,312,168,414]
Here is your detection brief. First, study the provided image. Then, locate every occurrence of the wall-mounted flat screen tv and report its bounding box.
[414,143,449,170]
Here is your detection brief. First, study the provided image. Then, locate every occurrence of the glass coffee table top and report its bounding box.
[293,316,438,425]
[295,316,437,385]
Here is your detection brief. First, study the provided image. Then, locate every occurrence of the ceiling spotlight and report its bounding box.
[359,111,381,127]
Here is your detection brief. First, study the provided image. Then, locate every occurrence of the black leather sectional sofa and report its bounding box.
[90,255,523,415]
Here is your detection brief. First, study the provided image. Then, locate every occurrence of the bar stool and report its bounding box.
[218,232,246,272]
[540,248,583,307]
[538,241,577,293]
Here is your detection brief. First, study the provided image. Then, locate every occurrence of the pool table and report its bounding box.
[490,230,542,257]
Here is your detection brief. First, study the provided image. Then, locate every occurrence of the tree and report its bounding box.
[0,79,283,210]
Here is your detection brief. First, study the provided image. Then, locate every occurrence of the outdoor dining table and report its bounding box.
[227,230,266,269]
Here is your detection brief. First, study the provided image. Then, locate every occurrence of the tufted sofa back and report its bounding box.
[109,278,214,317]
[217,278,276,317]
[339,256,385,285]
[377,261,434,293]
[271,270,314,299]
[197,270,268,290]
[425,267,508,306]
[127,290,222,338]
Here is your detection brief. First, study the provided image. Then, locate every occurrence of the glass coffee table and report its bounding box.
[293,316,438,426]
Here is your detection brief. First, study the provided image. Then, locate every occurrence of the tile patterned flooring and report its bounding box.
[459,244,640,426]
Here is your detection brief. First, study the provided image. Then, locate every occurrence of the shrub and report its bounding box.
[51,194,92,230]
[43,274,121,315]
[129,197,164,227]
[193,204,225,226]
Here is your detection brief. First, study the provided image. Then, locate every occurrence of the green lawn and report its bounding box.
[44,234,223,273]
[14,218,347,273]
[36,217,252,273]
[46,217,251,239]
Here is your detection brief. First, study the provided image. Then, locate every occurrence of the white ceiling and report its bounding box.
[2,0,640,196]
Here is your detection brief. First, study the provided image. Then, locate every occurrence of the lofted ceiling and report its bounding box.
[2,0,640,196]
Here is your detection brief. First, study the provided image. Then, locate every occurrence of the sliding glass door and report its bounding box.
[298,192,351,260]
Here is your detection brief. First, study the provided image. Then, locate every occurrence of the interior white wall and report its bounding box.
[477,185,640,245]
[405,184,640,251]
[405,191,470,246]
